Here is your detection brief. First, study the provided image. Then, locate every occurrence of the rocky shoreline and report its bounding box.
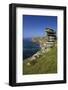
[24,28,57,66]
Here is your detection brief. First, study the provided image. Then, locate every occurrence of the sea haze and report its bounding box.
[23,38,40,60]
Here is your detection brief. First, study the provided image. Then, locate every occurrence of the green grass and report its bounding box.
[23,46,57,75]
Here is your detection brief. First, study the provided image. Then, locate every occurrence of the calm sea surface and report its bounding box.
[23,38,40,60]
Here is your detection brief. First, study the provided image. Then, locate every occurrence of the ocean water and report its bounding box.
[23,38,40,60]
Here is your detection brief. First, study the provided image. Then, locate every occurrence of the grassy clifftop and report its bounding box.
[23,46,57,75]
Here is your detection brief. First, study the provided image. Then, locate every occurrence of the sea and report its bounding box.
[23,38,40,60]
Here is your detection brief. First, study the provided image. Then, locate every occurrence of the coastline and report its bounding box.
[23,38,41,60]
[23,37,49,62]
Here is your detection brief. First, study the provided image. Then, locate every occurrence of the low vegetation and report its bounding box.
[23,46,57,75]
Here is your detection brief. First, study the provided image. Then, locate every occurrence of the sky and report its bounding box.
[23,15,57,38]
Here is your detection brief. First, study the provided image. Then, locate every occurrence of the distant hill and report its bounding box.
[32,36,47,46]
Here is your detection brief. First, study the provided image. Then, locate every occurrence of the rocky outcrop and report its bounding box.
[26,28,57,66]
